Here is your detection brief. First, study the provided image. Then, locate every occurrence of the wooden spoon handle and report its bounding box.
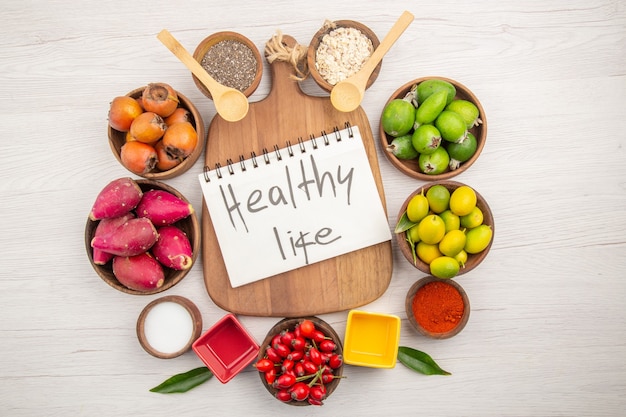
[157,29,224,95]
[361,11,414,76]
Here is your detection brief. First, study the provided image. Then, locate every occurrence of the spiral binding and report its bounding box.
[202,122,353,182]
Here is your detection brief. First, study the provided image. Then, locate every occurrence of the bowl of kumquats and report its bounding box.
[107,83,205,180]
[405,276,470,339]
[395,180,494,279]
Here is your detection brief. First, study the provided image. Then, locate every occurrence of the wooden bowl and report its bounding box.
[307,20,381,93]
[192,31,263,99]
[380,76,487,180]
[85,179,200,295]
[108,86,205,180]
[405,276,470,339]
[136,295,203,359]
[258,317,343,406]
[396,180,494,277]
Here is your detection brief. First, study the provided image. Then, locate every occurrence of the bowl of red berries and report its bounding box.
[255,317,344,406]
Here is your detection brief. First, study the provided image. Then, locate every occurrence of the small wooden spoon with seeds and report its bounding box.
[157,29,249,122]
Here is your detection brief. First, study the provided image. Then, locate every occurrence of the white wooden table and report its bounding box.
[1,1,625,415]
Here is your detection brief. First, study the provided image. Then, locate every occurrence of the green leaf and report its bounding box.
[394,211,417,234]
[149,367,213,393]
[397,346,451,376]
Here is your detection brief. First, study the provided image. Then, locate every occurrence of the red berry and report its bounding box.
[288,350,304,362]
[255,358,275,373]
[301,360,318,375]
[308,397,324,406]
[289,382,310,401]
[273,373,296,389]
[280,330,295,346]
[319,339,336,352]
[281,358,294,373]
[275,389,292,402]
[310,329,326,343]
[321,372,336,384]
[299,319,315,338]
[309,347,323,366]
[264,367,277,385]
[329,353,343,369]
[265,346,282,363]
[294,362,306,377]
[309,385,327,401]
[291,336,307,351]
[271,333,282,348]
[274,342,291,358]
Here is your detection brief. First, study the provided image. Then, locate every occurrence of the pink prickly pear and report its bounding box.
[152,226,193,270]
[135,189,193,226]
[112,252,164,292]
[89,177,143,220]
[91,217,158,257]
[92,212,135,264]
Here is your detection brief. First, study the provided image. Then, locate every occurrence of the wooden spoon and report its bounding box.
[330,11,414,113]
[157,29,249,122]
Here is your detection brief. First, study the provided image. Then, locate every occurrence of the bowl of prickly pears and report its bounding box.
[256,317,344,406]
[394,180,494,279]
[85,177,200,295]
[107,83,206,180]
[380,76,487,180]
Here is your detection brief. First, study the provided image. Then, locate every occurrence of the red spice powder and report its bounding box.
[412,281,464,333]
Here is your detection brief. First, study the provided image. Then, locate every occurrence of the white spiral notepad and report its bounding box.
[198,124,391,288]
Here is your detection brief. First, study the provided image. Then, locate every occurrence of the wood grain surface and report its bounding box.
[201,35,392,316]
[1,1,625,416]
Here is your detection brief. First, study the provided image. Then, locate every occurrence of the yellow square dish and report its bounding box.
[343,310,401,368]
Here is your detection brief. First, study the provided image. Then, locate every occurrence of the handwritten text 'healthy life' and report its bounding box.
[217,153,354,264]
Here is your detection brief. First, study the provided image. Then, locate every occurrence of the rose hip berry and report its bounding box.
[289,382,310,401]
[319,339,336,352]
[255,358,275,373]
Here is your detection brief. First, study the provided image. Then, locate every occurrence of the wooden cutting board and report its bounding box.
[201,35,393,317]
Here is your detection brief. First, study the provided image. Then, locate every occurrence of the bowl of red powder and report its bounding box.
[405,276,470,339]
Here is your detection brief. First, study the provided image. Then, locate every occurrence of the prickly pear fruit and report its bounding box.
[136,189,193,226]
[112,252,164,292]
[91,217,158,256]
[92,212,135,264]
[89,177,143,220]
[152,226,193,270]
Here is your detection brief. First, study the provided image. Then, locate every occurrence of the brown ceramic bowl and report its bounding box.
[108,86,205,180]
[380,76,487,180]
[136,295,203,359]
[405,276,470,339]
[396,180,494,277]
[192,31,263,99]
[85,179,200,295]
[307,20,381,93]
[258,317,344,406]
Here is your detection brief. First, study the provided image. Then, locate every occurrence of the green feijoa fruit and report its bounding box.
[416,79,456,105]
[411,125,442,155]
[381,99,416,137]
[418,146,450,175]
[447,132,478,170]
[415,90,448,127]
[387,134,419,160]
[435,110,468,143]
[446,99,481,128]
